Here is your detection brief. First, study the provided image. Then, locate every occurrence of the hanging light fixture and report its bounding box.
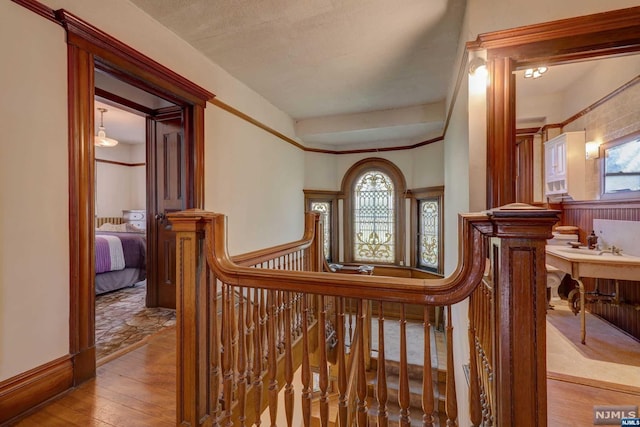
[95,107,119,147]
[524,66,548,79]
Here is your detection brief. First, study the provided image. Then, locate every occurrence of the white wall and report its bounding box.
[0,1,69,381]
[0,0,304,384]
[95,144,146,218]
[206,107,305,255]
[304,142,444,191]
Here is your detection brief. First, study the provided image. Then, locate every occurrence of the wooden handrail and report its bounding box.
[169,203,559,427]
[191,209,491,305]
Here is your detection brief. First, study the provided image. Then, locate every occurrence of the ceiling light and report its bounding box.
[95,108,119,147]
[524,66,548,79]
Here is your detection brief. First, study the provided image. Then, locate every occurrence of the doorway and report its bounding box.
[62,12,212,383]
[92,84,181,361]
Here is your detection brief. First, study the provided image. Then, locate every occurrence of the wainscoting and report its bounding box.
[558,199,640,340]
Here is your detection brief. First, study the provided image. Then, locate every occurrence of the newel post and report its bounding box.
[488,204,559,427]
[167,209,217,427]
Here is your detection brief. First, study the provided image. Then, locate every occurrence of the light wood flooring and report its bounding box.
[13,308,640,426]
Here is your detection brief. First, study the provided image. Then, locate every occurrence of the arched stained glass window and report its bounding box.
[353,171,395,263]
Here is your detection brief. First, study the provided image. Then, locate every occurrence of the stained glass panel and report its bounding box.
[418,198,439,271]
[311,201,331,260]
[353,171,395,263]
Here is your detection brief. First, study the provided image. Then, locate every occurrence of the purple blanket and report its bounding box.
[95,232,146,274]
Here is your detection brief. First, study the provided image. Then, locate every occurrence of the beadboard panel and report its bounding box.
[561,199,640,340]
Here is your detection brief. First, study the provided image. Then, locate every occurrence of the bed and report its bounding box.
[95,221,146,294]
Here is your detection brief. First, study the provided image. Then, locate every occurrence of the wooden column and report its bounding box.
[489,204,559,427]
[66,43,96,385]
[168,209,216,427]
[486,57,516,209]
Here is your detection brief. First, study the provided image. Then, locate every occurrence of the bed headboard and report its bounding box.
[96,216,125,228]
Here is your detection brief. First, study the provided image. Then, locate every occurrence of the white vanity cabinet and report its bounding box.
[544,131,586,201]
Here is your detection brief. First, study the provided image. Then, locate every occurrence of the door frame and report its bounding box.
[57,9,213,384]
[467,6,640,208]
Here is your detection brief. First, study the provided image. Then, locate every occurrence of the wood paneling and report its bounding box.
[560,199,640,340]
[486,56,516,208]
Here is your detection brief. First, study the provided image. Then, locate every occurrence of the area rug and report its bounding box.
[95,280,176,361]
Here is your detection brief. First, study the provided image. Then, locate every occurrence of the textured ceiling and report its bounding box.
[130,0,467,149]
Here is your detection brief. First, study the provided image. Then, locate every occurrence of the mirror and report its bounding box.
[516,53,640,202]
[603,135,640,196]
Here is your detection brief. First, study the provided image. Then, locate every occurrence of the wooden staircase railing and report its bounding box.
[169,204,558,427]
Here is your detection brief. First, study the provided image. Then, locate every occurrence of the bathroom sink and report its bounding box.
[546,244,640,345]
[556,247,639,258]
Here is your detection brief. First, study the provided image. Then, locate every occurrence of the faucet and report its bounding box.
[598,245,623,256]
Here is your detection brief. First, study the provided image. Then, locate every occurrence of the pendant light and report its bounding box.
[95,107,119,147]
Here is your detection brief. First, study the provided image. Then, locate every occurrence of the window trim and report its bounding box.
[600,130,640,200]
[341,158,407,264]
[304,190,339,262]
[409,186,444,275]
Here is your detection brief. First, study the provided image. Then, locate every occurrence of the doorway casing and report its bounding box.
[57,9,213,384]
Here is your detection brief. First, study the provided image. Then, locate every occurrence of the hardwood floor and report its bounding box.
[13,328,176,427]
[548,378,640,427]
[12,316,640,426]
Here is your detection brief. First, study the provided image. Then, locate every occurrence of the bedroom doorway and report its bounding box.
[92,90,178,361]
[63,24,211,383]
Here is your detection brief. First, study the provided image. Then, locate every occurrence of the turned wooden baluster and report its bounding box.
[301,293,312,427]
[245,286,254,392]
[222,284,234,427]
[231,286,238,387]
[422,306,434,427]
[277,290,284,353]
[284,291,294,427]
[468,289,482,427]
[356,299,368,427]
[237,287,248,427]
[348,299,354,344]
[398,304,410,427]
[337,297,348,427]
[295,293,302,337]
[484,282,495,426]
[267,290,279,427]
[261,289,268,366]
[211,275,221,427]
[253,287,263,427]
[318,295,329,427]
[445,305,458,426]
[377,302,389,427]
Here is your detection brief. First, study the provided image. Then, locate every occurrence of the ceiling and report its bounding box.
[101,2,638,150]
[129,0,467,150]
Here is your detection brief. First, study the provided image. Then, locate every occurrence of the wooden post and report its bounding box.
[488,204,558,427]
[168,209,217,427]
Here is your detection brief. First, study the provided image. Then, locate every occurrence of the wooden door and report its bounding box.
[148,107,185,309]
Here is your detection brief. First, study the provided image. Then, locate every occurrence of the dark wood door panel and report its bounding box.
[149,110,184,309]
